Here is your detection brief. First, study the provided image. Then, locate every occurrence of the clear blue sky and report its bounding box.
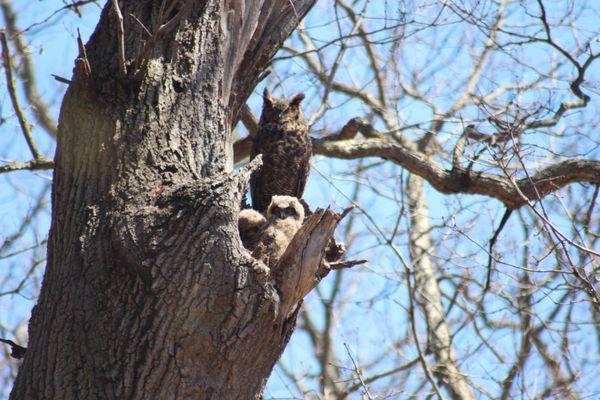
[2,1,599,398]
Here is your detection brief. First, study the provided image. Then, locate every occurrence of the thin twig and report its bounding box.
[485,208,513,291]
[308,0,371,125]
[340,357,421,397]
[329,258,367,270]
[0,2,58,137]
[1,30,43,160]
[343,342,374,400]
[15,0,98,36]
[0,338,27,359]
[314,167,447,399]
[497,136,600,310]
[128,12,152,37]
[52,74,72,85]
[0,158,54,174]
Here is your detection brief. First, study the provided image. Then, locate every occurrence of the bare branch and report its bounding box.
[0,2,58,138]
[314,135,600,209]
[340,357,420,398]
[423,0,509,146]
[336,0,387,108]
[343,342,374,400]
[0,183,50,253]
[15,1,98,35]
[328,259,366,270]
[308,0,369,125]
[1,30,43,160]
[524,51,596,130]
[520,0,598,130]
[0,339,27,360]
[0,158,54,174]
[281,44,397,128]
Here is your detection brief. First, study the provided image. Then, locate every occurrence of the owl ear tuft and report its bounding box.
[290,93,305,106]
[263,87,274,106]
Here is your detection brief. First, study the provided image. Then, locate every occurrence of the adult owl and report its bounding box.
[250,88,312,213]
[252,196,305,270]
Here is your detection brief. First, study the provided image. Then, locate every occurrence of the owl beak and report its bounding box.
[275,208,286,219]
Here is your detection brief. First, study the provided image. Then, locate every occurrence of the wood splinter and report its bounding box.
[110,0,127,79]
[76,29,91,81]
[72,29,95,100]
[272,205,358,318]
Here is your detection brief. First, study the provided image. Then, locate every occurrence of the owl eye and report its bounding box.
[286,207,298,217]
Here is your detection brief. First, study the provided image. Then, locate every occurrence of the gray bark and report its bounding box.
[9,1,319,399]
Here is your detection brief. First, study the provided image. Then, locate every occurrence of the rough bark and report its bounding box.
[9,1,320,399]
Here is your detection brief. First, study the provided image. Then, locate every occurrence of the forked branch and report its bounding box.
[315,119,600,209]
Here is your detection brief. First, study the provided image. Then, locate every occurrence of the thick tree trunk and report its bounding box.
[9,1,317,399]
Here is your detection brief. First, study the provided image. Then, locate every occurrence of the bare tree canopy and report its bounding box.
[1,0,599,399]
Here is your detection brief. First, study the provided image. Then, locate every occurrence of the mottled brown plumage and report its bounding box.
[238,209,267,251]
[250,88,312,213]
[252,196,305,270]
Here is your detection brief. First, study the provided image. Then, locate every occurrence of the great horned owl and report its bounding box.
[252,195,305,270]
[238,209,267,251]
[250,88,312,213]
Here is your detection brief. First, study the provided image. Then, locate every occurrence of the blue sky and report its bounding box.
[1,1,600,398]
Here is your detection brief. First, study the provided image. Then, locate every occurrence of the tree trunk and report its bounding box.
[407,175,475,400]
[9,1,317,398]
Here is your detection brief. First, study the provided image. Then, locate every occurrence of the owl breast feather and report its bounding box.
[250,122,312,212]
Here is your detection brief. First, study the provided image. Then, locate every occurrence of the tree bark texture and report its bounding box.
[10,1,318,399]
